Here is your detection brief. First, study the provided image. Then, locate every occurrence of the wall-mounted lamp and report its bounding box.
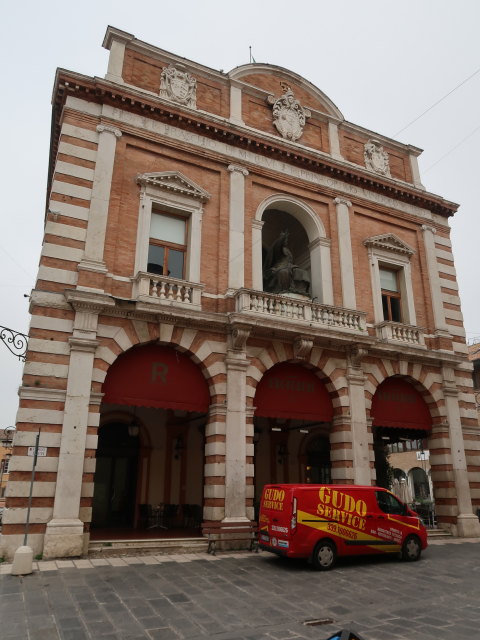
[174,436,185,459]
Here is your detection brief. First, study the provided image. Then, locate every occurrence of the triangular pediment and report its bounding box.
[363,233,414,256]
[137,171,211,202]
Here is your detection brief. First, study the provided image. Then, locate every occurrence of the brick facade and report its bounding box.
[1,26,479,560]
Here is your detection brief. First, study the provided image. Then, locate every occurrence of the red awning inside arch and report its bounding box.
[102,345,210,413]
[371,378,432,431]
[254,363,333,421]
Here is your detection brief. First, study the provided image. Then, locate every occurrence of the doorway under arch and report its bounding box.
[91,344,209,540]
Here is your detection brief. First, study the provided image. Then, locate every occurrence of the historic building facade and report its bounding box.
[2,27,479,560]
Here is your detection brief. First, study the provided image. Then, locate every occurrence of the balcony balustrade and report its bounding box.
[376,321,425,346]
[235,289,367,333]
[133,272,203,309]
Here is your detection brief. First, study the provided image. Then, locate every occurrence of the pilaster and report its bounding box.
[227,164,249,291]
[421,224,450,337]
[78,124,122,291]
[334,197,356,309]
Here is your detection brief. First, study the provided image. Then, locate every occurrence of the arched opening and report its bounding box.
[371,377,432,508]
[91,344,209,541]
[253,362,333,515]
[262,210,311,296]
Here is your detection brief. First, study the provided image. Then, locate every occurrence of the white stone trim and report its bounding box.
[228,164,249,290]
[5,482,56,498]
[334,197,356,309]
[445,324,466,338]
[439,277,458,291]
[435,248,454,262]
[55,161,95,182]
[28,337,70,355]
[134,173,206,284]
[23,362,69,378]
[2,507,53,524]
[91,367,107,383]
[92,100,437,221]
[437,263,457,276]
[97,324,133,352]
[453,343,469,354]
[65,95,102,117]
[30,315,74,333]
[434,235,452,248]
[51,180,92,201]
[37,266,78,286]
[444,309,464,322]
[58,141,97,163]
[61,123,100,144]
[47,200,89,221]
[9,457,59,472]
[14,431,62,446]
[45,222,87,242]
[41,243,84,263]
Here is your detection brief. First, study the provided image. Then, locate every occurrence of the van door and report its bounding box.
[365,490,410,553]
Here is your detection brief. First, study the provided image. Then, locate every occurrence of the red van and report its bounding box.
[258,484,428,570]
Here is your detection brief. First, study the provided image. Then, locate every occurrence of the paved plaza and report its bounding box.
[0,538,479,640]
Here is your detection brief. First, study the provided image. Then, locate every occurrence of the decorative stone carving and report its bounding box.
[230,324,251,351]
[267,87,310,142]
[364,139,391,177]
[293,336,313,360]
[160,65,197,108]
[347,344,368,368]
[96,124,122,138]
[363,233,414,257]
[137,171,211,202]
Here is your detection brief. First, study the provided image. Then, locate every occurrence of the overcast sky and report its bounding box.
[1,0,479,427]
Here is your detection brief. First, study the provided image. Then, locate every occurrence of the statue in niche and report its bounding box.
[263,230,311,295]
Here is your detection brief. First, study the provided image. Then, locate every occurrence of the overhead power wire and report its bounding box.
[423,123,480,173]
[393,65,480,137]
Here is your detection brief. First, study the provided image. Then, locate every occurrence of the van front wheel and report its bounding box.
[401,535,422,561]
[312,539,336,571]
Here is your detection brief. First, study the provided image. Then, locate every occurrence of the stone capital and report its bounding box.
[293,335,313,360]
[421,224,436,235]
[252,219,265,230]
[96,124,122,138]
[227,164,249,176]
[334,196,352,208]
[229,323,251,351]
[68,337,99,353]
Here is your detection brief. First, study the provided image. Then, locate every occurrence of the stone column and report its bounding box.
[223,326,250,521]
[227,164,249,291]
[43,293,114,558]
[251,219,264,291]
[78,125,122,287]
[421,224,450,336]
[346,348,372,485]
[441,368,480,537]
[334,197,356,309]
[408,148,425,190]
[103,28,133,84]
[309,237,333,305]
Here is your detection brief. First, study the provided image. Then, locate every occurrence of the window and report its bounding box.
[380,268,402,322]
[363,234,416,326]
[147,210,187,279]
[376,490,406,515]
[135,172,211,285]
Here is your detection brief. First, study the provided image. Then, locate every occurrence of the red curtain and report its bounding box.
[254,363,333,421]
[371,378,431,430]
[102,345,209,412]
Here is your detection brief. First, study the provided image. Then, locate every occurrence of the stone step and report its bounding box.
[88,537,208,558]
[427,528,453,538]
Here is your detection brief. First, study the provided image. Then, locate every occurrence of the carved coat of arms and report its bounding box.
[364,139,391,177]
[267,87,310,142]
[160,65,197,109]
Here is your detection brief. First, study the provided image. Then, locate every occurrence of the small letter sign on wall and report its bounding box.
[28,446,47,457]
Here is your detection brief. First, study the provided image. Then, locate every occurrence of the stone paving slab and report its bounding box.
[0,539,479,639]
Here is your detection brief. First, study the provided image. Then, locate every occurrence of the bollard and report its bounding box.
[11,545,33,576]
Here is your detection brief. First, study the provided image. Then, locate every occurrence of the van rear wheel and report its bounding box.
[401,535,422,561]
[312,539,336,571]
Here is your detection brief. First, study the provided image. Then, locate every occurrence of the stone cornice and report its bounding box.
[50,70,459,219]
